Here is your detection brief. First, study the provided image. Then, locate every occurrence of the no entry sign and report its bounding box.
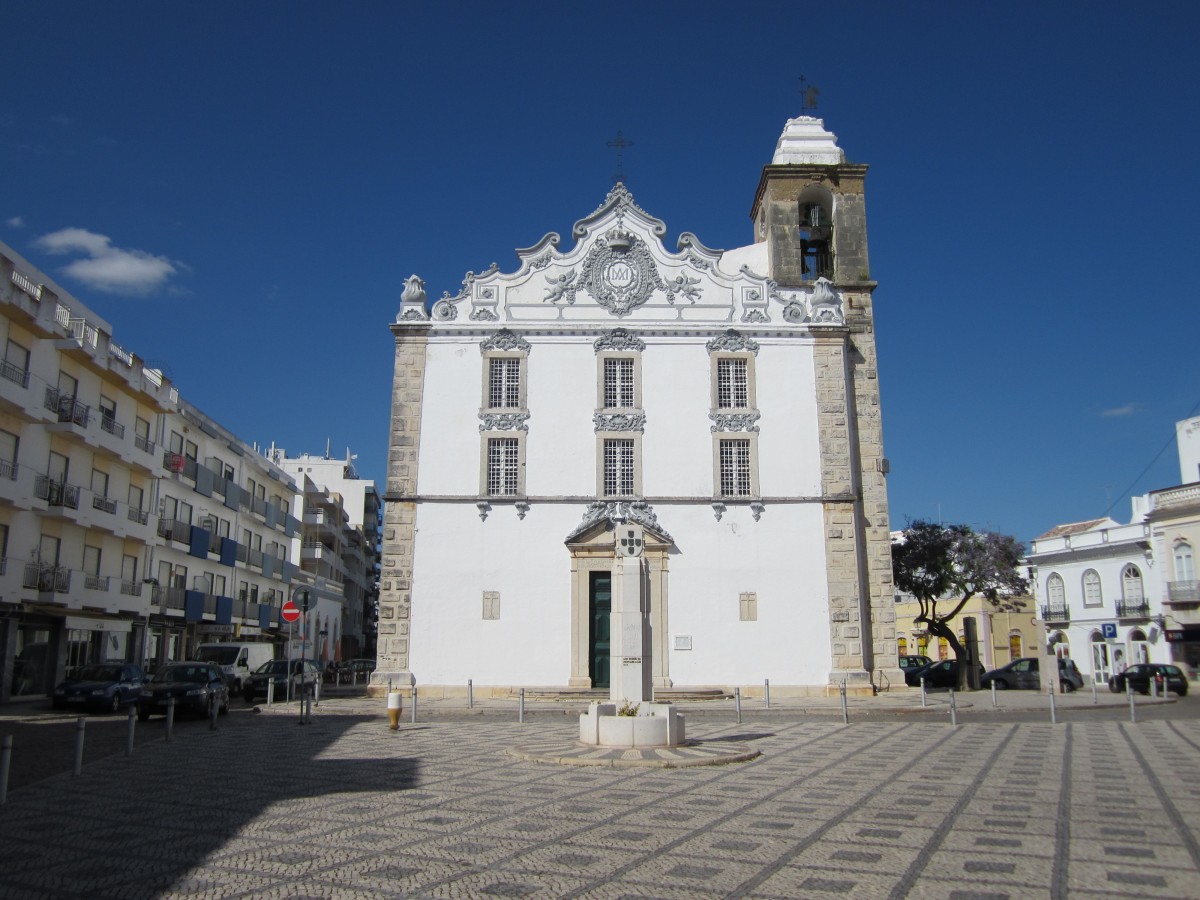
[281,600,301,623]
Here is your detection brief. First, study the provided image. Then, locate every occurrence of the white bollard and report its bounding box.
[411,686,417,724]
[840,680,849,725]
[920,676,927,708]
[1091,678,1098,705]
[387,691,403,730]
[468,678,473,710]
[518,687,525,723]
[949,689,957,727]
[1049,682,1057,725]
[991,681,997,708]
[267,677,275,707]
[764,679,771,709]
[735,687,742,724]
[1129,682,1137,723]
[126,707,136,756]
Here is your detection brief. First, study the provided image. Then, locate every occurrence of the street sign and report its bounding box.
[293,588,312,612]
[1102,623,1117,640]
[281,600,301,623]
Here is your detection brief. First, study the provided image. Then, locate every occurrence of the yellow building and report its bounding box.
[894,592,1041,671]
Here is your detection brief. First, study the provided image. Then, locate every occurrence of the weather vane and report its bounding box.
[798,74,820,113]
[606,130,634,184]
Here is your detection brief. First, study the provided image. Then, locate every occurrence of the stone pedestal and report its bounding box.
[579,701,686,748]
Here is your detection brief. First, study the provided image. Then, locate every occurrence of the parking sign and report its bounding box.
[1102,623,1117,639]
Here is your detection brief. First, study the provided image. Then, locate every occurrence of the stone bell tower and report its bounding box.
[750,115,899,691]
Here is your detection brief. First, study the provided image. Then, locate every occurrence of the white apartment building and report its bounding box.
[0,240,306,701]
[1028,414,1200,684]
[271,448,382,659]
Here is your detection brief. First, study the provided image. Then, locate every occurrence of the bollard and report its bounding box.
[1092,677,1098,705]
[314,679,321,707]
[735,687,742,724]
[166,697,175,741]
[1150,676,1157,700]
[209,695,219,730]
[920,676,927,708]
[991,680,997,708]
[764,678,770,709]
[1,735,12,805]
[840,680,849,725]
[305,695,313,724]
[411,686,417,724]
[519,687,525,724]
[126,707,136,756]
[387,691,403,730]
[1129,682,1137,724]
[388,678,393,695]
[468,678,473,710]
[73,718,86,776]
[949,689,957,727]
[267,677,275,707]
[1049,682,1057,725]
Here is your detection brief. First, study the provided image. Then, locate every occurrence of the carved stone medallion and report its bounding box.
[578,230,665,318]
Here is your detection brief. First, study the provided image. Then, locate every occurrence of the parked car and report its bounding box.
[326,658,376,683]
[898,655,932,672]
[904,659,984,689]
[243,659,322,703]
[981,657,1083,692]
[193,642,275,693]
[1109,663,1189,697]
[52,663,146,712]
[138,662,230,720]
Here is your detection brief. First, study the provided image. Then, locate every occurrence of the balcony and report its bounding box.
[1115,599,1151,619]
[157,518,192,543]
[0,359,29,389]
[92,495,118,515]
[1167,580,1200,604]
[120,580,143,597]
[44,387,90,428]
[35,475,80,510]
[135,434,155,455]
[99,414,125,440]
[23,563,71,594]
[1041,603,1070,622]
[84,574,110,591]
[127,507,148,526]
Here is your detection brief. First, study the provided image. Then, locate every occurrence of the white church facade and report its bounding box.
[375,116,897,697]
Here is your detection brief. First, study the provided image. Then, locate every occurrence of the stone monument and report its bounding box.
[579,522,685,747]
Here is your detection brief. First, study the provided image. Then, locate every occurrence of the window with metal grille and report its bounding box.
[487,438,520,495]
[719,439,752,496]
[717,358,749,408]
[603,358,635,408]
[603,439,635,496]
[489,358,521,408]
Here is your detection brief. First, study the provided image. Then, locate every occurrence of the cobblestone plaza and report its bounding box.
[2,702,1199,898]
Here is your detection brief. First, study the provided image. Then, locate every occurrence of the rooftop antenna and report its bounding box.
[606,129,634,185]
[798,74,820,113]
[325,437,331,459]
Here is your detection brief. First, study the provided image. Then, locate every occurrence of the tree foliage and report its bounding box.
[892,521,1028,688]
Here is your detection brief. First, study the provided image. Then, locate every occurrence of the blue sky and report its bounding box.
[3,1,1198,544]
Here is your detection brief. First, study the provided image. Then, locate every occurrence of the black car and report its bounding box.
[905,659,984,689]
[981,657,1083,692]
[243,659,321,703]
[52,663,146,712]
[899,655,932,672]
[1110,663,1189,697]
[137,662,230,720]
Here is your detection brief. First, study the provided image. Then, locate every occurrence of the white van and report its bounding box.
[193,642,275,692]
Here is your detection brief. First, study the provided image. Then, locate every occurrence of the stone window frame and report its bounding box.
[596,352,642,412]
[1081,568,1102,608]
[711,354,757,412]
[712,433,760,500]
[597,433,642,499]
[480,432,526,498]
[480,348,529,413]
[739,591,758,622]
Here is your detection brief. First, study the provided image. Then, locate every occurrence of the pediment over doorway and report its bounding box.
[564,500,673,548]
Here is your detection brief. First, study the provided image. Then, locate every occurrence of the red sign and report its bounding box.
[281,600,301,623]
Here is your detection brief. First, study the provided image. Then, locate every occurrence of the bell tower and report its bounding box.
[750,115,898,692]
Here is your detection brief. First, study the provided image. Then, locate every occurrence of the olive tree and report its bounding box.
[892,521,1028,689]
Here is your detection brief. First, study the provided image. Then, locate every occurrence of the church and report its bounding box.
[375,115,897,697]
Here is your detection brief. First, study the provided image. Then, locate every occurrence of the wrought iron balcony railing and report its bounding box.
[1041,603,1070,622]
[1115,599,1150,618]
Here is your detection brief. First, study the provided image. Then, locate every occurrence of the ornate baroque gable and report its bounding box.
[407,184,844,329]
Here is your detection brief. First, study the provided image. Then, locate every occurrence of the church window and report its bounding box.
[716,359,749,409]
[1082,569,1102,607]
[603,439,636,497]
[488,358,522,409]
[799,201,833,279]
[486,438,521,496]
[603,358,636,409]
[1046,573,1065,607]
[739,592,757,621]
[1175,541,1195,582]
[718,439,753,496]
[1122,565,1143,603]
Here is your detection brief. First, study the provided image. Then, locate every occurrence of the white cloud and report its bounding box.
[5,216,23,228]
[33,227,178,295]
[1101,404,1139,418]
